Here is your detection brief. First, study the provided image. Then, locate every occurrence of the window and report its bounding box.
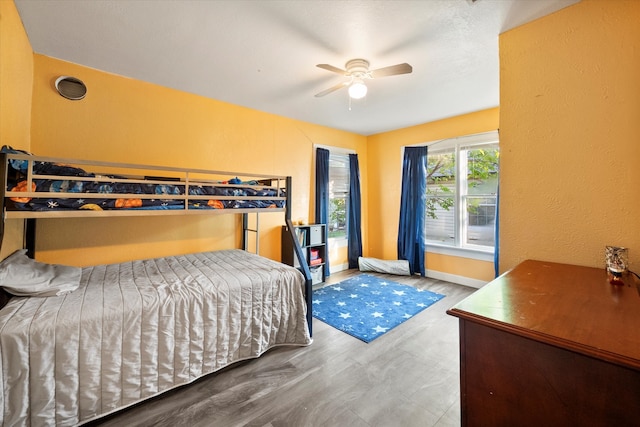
[425,132,499,251]
[328,153,349,240]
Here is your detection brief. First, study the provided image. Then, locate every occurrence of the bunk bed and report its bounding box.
[0,148,313,426]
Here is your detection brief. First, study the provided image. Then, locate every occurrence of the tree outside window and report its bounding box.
[328,153,349,239]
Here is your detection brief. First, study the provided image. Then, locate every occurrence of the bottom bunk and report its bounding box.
[0,249,312,426]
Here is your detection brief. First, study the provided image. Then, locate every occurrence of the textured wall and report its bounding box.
[499,0,640,273]
[0,0,32,150]
[0,0,33,260]
[28,55,367,266]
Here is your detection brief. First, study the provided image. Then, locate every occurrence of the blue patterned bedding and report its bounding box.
[2,147,285,212]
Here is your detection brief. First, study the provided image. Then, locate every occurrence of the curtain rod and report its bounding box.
[313,144,356,155]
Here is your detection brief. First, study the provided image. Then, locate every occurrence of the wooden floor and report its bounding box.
[90,270,476,427]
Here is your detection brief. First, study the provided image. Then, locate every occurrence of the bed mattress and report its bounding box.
[1,148,286,213]
[0,250,311,426]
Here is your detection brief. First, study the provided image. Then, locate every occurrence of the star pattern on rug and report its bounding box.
[313,274,445,343]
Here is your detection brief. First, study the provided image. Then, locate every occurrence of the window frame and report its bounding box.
[314,145,353,248]
[421,131,499,258]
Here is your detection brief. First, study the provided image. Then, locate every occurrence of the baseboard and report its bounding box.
[426,269,487,289]
[328,263,348,274]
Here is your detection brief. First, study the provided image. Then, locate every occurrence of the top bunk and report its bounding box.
[0,146,289,220]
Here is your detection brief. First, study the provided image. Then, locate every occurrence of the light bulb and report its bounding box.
[348,80,367,99]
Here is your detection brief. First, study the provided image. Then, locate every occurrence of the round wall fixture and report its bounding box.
[55,76,87,100]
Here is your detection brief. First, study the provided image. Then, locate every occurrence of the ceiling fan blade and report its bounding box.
[370,63,413,78]
[316,64,348,75]
[314,81,349,97]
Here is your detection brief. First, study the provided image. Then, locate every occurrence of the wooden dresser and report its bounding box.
[447,260,640,426]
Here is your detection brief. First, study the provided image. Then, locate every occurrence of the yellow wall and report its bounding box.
[499,0,640,272]
[26,55,367,266]
[0,0,33,259]
[426,252,493,282]
[367,108,500,283]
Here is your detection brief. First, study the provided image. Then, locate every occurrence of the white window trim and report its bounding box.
[313,144,355,156]
[424,130,499,151]
[410,130,499,259]
[331,237,349,248]
[426,243,494,262]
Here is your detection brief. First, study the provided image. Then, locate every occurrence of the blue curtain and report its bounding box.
[315,147,330,277]
[348,154,363,269]
[494,182,500,278]
[397,146,427,276]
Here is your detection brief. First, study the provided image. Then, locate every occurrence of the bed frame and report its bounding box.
[0,151,313,334]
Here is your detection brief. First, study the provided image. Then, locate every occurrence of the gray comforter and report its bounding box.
[0,250,311,426]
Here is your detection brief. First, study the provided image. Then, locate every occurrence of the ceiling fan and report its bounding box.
[314,58,413,99]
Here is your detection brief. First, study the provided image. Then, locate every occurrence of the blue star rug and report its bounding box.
[313,274,445,343]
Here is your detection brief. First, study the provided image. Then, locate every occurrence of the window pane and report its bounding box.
[328,194,347,238]
[427,151,456,187]
[464,144,499,248]
[426,196,455,244]
[466,195,496,246]
[465,144,499,196]
[426,150,456,245]
[329,153,349,239]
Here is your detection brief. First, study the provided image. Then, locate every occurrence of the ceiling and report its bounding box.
[15,0,579,136]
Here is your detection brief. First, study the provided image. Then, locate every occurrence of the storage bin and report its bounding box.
[310,266,323,285]
[309,225,324,245]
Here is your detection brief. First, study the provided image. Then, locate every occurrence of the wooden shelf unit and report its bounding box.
[282,224,326,285]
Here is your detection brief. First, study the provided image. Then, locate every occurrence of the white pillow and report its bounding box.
[0,250,81,297]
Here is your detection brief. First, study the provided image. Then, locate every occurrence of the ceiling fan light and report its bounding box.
[348,81,367,99]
